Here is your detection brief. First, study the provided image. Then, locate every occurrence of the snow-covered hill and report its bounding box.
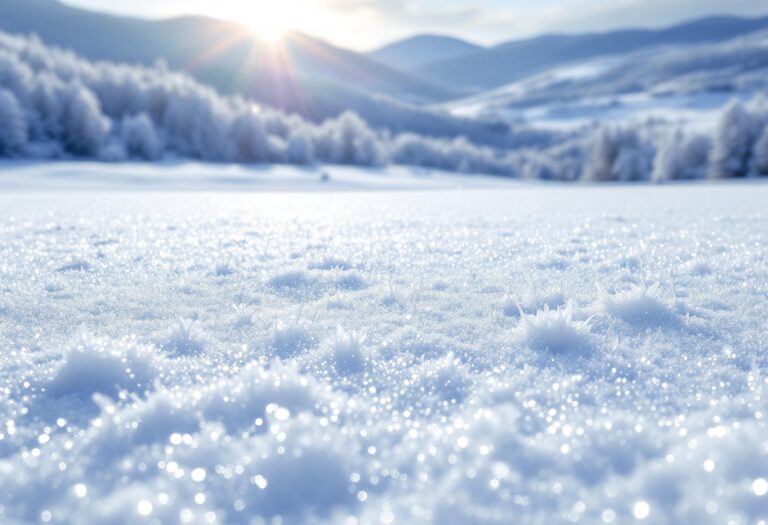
[1,182,767,524]
[367,35,484,72]
[445,29,768,129]
[0,0,461,124]
[417,15,768,93]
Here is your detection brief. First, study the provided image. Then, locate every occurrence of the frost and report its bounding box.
[157,319,207,356]
[0,186,767,525]
[48,333,158,399]
[271,322,318,359]
[600,281,678,327]
[326,325,368,374]
[517,300,594,355]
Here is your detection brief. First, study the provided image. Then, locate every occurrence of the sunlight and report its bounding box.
[243,3,293,43]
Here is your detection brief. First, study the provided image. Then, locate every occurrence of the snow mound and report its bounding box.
[157,319,207,356]
[47,333,159,399]
[267,271,323,299]
[326,326,368,374]
[517,300,594,354]
[271,322,318,359]
[600,281,678,327]
[415,352,472,403]
[200,361,329,432]
[331,272,367,291]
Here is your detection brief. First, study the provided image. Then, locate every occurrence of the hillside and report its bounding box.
[0,0,457,115]
[367,34,483,71]
[419,15,768,92]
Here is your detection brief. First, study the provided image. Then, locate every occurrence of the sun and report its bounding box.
[244,4,293,43]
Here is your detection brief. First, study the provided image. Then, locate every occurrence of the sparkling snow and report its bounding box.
[0,174,767,524]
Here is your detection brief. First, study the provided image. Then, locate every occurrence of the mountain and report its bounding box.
[444,28,768,128]
[367,35,484,71]
[0,0,456,113]
[418,15,768,93]
[0,0,526,147]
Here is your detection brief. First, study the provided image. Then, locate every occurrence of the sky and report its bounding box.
[63,0,768,50]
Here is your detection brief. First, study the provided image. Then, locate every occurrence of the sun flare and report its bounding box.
[243,3,293,43]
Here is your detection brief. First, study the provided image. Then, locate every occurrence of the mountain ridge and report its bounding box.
[397,14,768,92]
[0,0,456,107]
[366,34,483,71]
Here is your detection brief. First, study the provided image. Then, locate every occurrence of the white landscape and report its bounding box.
[2,0,768,524]
[1,172,767,524]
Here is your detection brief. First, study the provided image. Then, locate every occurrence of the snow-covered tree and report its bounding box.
[59,83,109,155]
[612,148,650,181]
[582,128,619,181]
[0,88,27,155]
[753,126,768,176]
[708,100,758,178]
[228,112,271,162]
[325,112,384,166]
[121,113,160,160]
[29,73,64,141]
[286,130,314,165]
[582,128,649,181]
[652,130,712,181]
[0,50,33,103]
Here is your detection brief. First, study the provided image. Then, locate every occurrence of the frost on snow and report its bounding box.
[0,186,767,524]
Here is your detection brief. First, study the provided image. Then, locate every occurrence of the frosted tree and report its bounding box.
[582,128,619,181]
[59,83,110,155]
[0,88,28,155]
[121,113,160,160]
[229,112,271,162]
[651,130,711,182]
[29,74,64,141]
[753,126,768,176]
[0,50,33,103]
[327,112,384,166]
[612,148,650,181]
[679,134,711,179]
[708,100,756,178]
[286,130,314,165]
[582,128,648,181]
[651,131,681,182]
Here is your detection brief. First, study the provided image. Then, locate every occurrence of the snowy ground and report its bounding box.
[446,87,747,132]
[0,169,767,525]
[0,162,511,192]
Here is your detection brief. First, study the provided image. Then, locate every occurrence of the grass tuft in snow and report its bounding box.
[272,321,318,359]
[56,260,92,272]
[517,300,594,354]
[158,319,207,356]
[600,281,678,328]
[327,325,368,374]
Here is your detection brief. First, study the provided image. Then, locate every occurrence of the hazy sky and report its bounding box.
[63,0,768,50]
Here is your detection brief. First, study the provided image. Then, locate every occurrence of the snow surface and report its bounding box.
[1,170,767,524]
[0,162,512,192]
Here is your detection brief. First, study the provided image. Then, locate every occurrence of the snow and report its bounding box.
[1,169,768,524]
[0,161,513,192]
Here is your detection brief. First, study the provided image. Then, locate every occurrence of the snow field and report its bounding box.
[0,184,767,524]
